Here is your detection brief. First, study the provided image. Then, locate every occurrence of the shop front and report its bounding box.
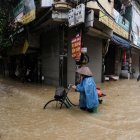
[104,34,131,80]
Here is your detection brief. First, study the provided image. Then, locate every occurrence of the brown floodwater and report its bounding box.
[0,78,140,140]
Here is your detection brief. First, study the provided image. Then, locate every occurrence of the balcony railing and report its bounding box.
[113,8,130,32]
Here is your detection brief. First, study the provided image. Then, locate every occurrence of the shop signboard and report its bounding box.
[117,15,130,32]
[99,11,115,29]
[99,11,129,39]
[113,9,130,32]
[13,0,36,24]
[13,0,24,18]
[132,34,140,48]
[71,34,81,60]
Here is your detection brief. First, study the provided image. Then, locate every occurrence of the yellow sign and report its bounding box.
[14,0,36,25]
[9,40,29,55]
[21,40,29,54]
[99,11,129,39]
[18,9,36,24]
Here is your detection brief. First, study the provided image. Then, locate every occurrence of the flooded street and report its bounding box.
[0,78,140,140]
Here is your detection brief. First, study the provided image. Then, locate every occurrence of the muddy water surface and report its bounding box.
[0,79,140,140]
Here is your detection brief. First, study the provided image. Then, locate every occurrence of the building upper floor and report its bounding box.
[4,0,140,49]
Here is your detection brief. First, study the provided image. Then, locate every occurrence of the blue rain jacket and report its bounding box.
[76,76,99,109]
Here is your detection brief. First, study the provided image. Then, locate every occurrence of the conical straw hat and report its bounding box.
[76,66,93,76]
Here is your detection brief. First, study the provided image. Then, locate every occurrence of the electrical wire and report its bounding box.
[95,0,115,20]
[86,0,115,20]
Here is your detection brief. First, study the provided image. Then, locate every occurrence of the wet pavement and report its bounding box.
[0,78,140,140]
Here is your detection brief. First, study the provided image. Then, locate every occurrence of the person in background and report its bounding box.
[71,66,99,113]
[137,74,140,82]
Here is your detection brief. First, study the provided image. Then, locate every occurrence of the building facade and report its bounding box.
[129,0,140,78]
[1,0,139,86]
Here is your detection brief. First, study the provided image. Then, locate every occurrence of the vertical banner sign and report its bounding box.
[71,34,81,60]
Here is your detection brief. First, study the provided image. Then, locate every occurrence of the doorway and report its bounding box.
[104,46,116,75]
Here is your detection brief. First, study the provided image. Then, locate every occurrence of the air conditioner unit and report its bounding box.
[75,4,85,24]
[85,9,94,27]
[68,8,76,27]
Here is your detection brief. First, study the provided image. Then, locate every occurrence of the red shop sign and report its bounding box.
[71,34,81,60]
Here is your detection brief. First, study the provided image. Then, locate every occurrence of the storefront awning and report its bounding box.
[111,34,130,48]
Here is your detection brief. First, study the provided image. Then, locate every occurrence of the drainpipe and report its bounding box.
[101,56,105,83]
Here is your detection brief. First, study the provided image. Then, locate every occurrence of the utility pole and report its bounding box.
[54,1,94,86]
[68,2,94,84]
[59,24,68,87]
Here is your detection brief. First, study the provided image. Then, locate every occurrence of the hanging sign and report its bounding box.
[13,0,36,24]
[71,34,81,60]
[99,11,129,39]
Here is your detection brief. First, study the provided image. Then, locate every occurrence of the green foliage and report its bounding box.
[0,7,12,49]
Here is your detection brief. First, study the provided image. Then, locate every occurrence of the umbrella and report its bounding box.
[76,66,93,76]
